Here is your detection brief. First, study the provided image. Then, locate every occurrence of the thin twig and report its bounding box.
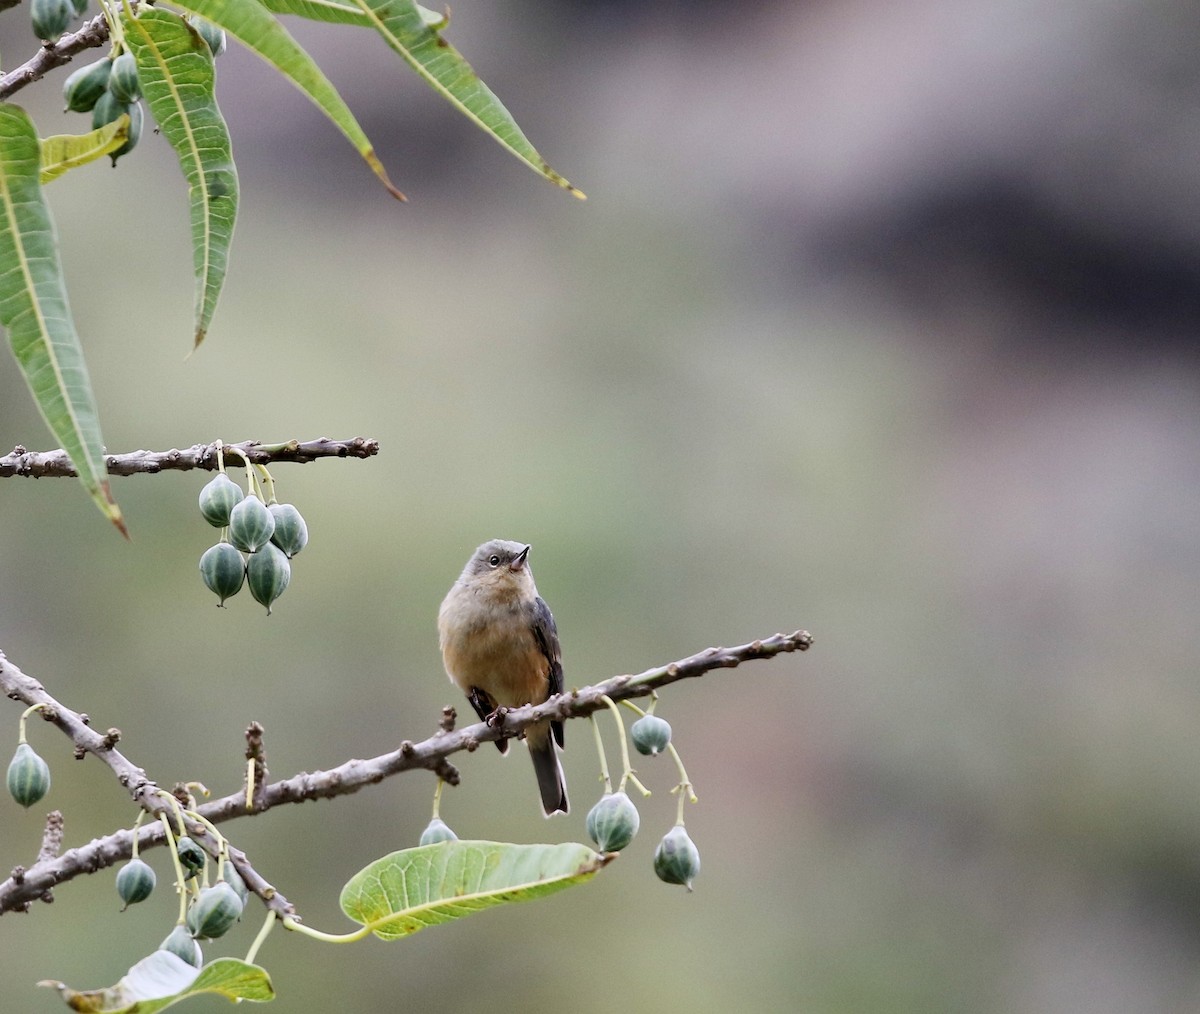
[0,15,111,101]
[0,630,811,914]
[0,437,380,478]
[35,812,64,865]
[245,722,267,813]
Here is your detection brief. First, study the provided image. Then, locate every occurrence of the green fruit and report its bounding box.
[62,58,112,113]
[199,542,245,605]
[630,715,672,756]
[585,791,640,853]
[69,0,87,14]
[198,472,244,527]
[91,89,125,130]
[159,925,202,967]
[268,503,308,558]
[229,496,275,553]
[246,543,291,614]
[116,858,156,909]
[109,100,143,166]
[175,835,207,879]
[31,0,73,41]
[190,17,227,57]
[221,862,249,905]
[108,52,140,103]
[653,825,700,890]
[419,818,458,846]
[187,882,243,940]
[7,742,51,808]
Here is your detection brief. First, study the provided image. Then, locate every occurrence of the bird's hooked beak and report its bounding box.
[510,545,530,572]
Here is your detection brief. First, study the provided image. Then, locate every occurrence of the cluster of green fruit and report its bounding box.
[59,17,227,167]
[7,706,250,957]
[115,834,248,967]
[198,471,308,614]
[419,712,700,890]
[584,713,701,889]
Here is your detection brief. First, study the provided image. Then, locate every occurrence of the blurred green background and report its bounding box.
[4,1,1200,1011]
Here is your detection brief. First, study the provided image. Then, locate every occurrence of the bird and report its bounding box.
[438,539,568,816]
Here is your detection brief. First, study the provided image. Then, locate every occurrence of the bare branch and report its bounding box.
[0,15,111,102]
[0,651,158,802]
[0,437,380,478]
[0,630,812,914]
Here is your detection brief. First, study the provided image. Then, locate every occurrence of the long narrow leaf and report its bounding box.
[169,0,404,199]
[258,0,370,26]
[260,0,443,29]
[39,116,130,184]
[122,9,238,348]
[0,104,124,531]
[352,0,584,198]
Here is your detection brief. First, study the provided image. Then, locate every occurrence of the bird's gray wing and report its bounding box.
[531,596,565,749]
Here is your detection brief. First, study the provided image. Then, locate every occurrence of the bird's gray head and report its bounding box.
[462,539,532,580]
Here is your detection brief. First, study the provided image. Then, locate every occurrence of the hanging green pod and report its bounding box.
[229,497,275,553]
[653,825,701,890]
[108,52,141,103]
[63,58,112,113]
[586,791,640,852]
[31,0,73,41]
[115,858,156,910]
[187,882,243,940]
[630,714,672,756]
[190,17,226,58]
[268,503,308,557]
[159,925,203,967]
[7,742,51,808]
[419,818,458,845]
[199,542,246,605]
[247,543,291,613]
[108,100,142,165]
[199,473,245,527]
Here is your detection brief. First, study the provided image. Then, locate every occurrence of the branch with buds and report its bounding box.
[0,630,812,915]
[0,14,110,101]
[0,437,379,479]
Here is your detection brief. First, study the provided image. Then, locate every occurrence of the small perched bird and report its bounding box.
[438,540,568,816]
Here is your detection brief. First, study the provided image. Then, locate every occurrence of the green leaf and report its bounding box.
[257,1,577,194]
[122,8,238,349]
[258,0,370,26]
[340,840,612,940]
[38,954,274,1012]
[39,116,130,184]
[260,0,442,28]
[353,0,583,198]
[168,0,404,200]
[0,104,125,532]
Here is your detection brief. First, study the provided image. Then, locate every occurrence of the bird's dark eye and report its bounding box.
[488,555,501,567]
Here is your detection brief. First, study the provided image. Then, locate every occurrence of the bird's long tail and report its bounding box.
[528,722,568,816]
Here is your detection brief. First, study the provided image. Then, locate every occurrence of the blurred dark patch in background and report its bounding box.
[813,172,1200,353]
